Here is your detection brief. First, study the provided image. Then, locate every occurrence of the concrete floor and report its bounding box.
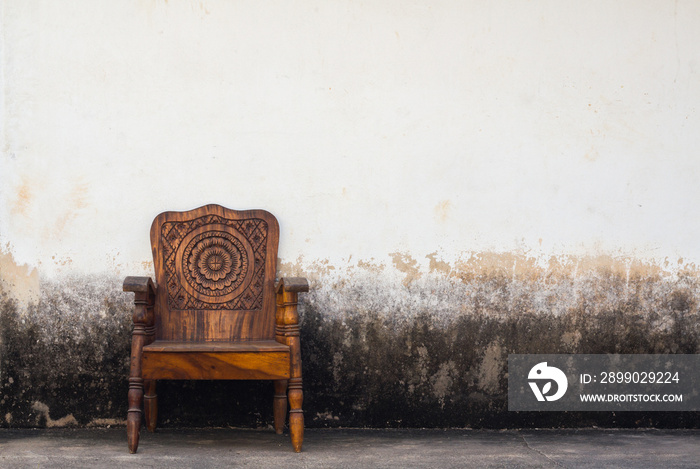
[0,427,698,468]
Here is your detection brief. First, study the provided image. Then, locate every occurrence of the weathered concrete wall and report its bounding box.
[1,255,698,429]
[2,1,700,429]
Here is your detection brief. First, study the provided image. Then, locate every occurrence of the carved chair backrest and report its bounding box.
[150,205,280,342]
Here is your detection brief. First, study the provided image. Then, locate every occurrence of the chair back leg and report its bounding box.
[273,379,288,434]
[144,379,158,432]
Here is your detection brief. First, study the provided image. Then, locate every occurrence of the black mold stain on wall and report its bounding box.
[1,270,699,429]
[299,269,700,429]
[0,277,132,427]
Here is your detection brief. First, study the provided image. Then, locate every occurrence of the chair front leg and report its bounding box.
[288,360,304,452]
[276,278,308,453]
[123,278,156,454]
[127,322,146,453]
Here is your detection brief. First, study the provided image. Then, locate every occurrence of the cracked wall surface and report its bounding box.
[1,254,698,429]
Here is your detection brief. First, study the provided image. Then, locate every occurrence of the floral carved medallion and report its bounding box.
[183,232,248,293]
[161,216,268,310]
[183,231,248,296]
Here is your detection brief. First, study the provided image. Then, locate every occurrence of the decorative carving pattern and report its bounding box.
[184,231,248,295]
[161,215,268,310]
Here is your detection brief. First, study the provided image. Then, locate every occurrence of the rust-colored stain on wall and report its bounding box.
[10,180,33,216]
[434,200,451,223]
[53,181,90,236]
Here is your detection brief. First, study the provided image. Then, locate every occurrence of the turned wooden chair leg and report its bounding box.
[144,379,157,432]
[277,281,307,452]
[288,377,304,452]
[127,290,150,454]
[273,379,288,434]
[127,377,143,454]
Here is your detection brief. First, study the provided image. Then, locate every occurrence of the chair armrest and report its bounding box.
[275,277,308,335]
[123,276,157,295]
[275,277,309,294]
[123,276,156,327]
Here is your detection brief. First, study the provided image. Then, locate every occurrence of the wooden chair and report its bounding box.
[122,205,308,453]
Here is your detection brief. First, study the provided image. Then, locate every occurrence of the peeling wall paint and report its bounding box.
[0,248,39,305]
[1,255,698,429]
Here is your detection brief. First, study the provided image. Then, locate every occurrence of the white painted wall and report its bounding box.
[2,0,699,278]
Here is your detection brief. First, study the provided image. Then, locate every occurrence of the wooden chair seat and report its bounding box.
[142,341,291,381]
[123,205,308,453]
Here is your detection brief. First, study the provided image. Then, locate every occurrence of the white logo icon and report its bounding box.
[528,362,568,402]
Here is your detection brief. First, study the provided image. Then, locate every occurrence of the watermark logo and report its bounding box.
[528,362,568,402]
[509,354,698,411]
